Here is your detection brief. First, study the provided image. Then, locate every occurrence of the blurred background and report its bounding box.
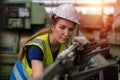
[0,0,120,80]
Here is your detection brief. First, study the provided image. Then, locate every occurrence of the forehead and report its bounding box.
[56,18,76,27]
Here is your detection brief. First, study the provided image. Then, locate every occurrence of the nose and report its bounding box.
[64,29,69,36]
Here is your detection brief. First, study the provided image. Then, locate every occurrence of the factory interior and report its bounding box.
[0,0,120,80]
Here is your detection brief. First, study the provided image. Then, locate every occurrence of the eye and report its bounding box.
[69,27,75,32]
[59,25,65,29]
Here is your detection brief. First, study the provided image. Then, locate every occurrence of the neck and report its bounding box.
[49,33,60,53]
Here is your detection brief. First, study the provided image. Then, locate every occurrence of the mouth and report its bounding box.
[61,37,69,41]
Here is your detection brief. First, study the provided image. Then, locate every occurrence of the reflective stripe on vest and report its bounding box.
[27,38,45,53]
[11,61,32,80]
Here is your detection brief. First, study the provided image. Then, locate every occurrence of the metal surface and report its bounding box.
[43,39,112,80]
[71,61,118,80]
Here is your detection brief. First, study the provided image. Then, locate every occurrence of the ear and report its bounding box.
[50,25,54,32]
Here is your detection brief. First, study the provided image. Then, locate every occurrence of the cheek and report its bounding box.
[52,27,61,38]
[68,31,74,37]
[53,27,62,34]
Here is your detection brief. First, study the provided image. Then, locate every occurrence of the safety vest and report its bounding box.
[10,33,71,79]
[10,60,32,80]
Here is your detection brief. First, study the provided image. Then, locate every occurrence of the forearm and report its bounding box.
[32,60,44,80]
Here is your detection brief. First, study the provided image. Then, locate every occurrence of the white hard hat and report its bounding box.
[52,4,80,25]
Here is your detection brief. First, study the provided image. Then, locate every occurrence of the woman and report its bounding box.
[10,4,81,80]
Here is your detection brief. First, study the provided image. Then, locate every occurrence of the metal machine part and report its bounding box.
[44,39,114,80]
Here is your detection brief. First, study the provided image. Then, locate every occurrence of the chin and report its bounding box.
[60,40,68,44]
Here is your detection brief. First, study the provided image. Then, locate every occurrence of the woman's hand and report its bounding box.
[72,36,90,46]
